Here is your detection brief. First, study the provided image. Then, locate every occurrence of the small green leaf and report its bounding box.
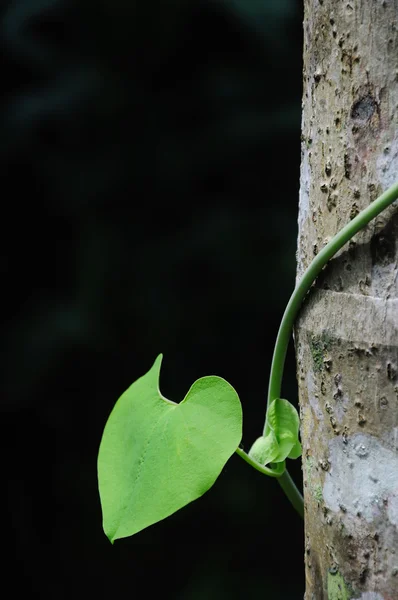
[266,398,301,462]
[98,355,242,542]
[247,399,302,467]
[248,431,279,465]
[288,438,302,459]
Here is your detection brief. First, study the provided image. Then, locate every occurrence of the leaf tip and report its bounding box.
[152,353,163,373]
[105,526,118,545]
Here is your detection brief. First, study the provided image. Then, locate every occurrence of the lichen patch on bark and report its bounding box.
[377,132,398,190]
[327,568,352,599]
[323,433,398,527]
[356,593,384,600]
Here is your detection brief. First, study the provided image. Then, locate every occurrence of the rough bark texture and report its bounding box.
[296,1,398,598]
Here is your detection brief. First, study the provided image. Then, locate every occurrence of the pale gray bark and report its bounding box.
[296,1,398,598]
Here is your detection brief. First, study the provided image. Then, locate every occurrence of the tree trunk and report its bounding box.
[296,1,398,598]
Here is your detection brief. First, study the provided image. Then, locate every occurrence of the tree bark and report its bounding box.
[296,1,398,598]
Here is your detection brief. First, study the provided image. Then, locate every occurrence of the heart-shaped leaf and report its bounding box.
[98,355,242,542]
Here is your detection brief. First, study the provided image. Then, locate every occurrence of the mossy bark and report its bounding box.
[297,2,398,598]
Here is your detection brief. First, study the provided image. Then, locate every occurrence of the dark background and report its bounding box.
[2,0,304,597]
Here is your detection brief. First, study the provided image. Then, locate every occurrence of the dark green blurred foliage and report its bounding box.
[2,0,304,597]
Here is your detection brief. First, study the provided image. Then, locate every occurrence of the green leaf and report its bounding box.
[266,398,301,462]
[288,438,302,460]
[247,399,301,468]
[248,431,279,465]
[98,355,242,542]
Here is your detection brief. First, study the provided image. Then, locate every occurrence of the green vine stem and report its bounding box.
[266,182,398,428]
[235,447,286,478]
[244,182,398,518]
[277,469,305,519]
